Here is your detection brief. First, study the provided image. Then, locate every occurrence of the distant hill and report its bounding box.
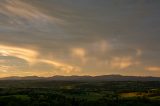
[1,75,160,81]
[0,76,44,80]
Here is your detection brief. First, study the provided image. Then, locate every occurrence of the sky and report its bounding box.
[0,0,160,77]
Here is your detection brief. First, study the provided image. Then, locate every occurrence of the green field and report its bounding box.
[0,81,160,106]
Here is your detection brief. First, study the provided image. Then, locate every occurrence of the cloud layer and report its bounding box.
[0,0,160,77]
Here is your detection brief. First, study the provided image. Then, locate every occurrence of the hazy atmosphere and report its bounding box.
[0,0,160,77]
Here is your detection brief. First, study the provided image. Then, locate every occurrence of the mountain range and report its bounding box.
[0,75,160,81]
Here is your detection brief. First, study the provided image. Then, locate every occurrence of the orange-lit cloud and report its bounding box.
[146,66,160,72]
[0,44,80,74]
[110,57,139,69]
[136,49,142,56]
[40,59,80,74]
[0,65,10,73]
[0,44,38,63]
[92,40,110,53]
[71,48,86,63]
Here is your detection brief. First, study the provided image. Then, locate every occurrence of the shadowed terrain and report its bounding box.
[0,75,160,106]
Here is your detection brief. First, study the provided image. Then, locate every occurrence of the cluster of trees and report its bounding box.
[0,93,160,106]
[0,81,160,106]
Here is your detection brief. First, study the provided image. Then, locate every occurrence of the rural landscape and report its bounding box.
[0,0,160,105]
[0,75,160,106]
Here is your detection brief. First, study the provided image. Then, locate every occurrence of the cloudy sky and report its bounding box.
[0,0,160,77]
